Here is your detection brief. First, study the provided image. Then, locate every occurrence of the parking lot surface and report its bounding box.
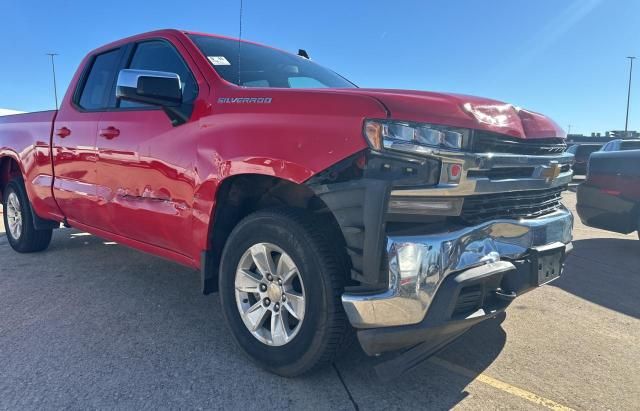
[1,191,639,410]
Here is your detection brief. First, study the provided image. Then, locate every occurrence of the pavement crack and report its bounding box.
[333,363,359,411]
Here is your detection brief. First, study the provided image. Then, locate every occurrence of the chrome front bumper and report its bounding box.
[341,207,574,328]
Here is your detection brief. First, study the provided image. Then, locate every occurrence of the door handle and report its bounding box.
[55,127,71,138]
[99,126,120,139]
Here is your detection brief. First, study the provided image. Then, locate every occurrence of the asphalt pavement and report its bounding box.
[0,191,639,410]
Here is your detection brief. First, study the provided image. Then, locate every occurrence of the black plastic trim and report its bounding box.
[357,261,518,355]
[30,207,60,231]
[310,179,390,287]
[362,261,521,381]
[200,249,218,295]
[307,150,439,288]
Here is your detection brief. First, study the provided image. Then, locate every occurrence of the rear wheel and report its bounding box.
[2,178,52,252]
[219,208,351,376]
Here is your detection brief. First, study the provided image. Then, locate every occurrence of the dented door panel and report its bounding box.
[95,110,196,256]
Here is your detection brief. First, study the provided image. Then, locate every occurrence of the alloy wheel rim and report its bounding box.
[6,192,22,240]
[234,243,306,346]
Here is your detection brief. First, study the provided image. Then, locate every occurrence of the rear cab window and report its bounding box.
[77,49,122,110]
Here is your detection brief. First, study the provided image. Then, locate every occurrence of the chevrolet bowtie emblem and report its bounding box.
[541,163,561,182]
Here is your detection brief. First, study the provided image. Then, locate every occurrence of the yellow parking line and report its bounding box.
[429,357,575,411]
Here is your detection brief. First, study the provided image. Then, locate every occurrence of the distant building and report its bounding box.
[0,108,24,116]
[567,130,639,144]
[606,130,640,139]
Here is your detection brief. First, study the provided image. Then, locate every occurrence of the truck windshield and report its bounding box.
[189,34,356,89]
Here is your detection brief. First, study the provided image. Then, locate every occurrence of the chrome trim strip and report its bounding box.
[341,207,574,328]
[116,69,181,90]
[393,173,572,197]
[391,151,574,198]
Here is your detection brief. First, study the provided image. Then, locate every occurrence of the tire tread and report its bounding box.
[3,178,53,253]
[220,207,353,376]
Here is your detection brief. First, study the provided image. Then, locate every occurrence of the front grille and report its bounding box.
[466,164,571,180]
[460,186,566,224]
[473,133,567,156]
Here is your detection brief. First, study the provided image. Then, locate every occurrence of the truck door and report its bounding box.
[52,48,124,226]
[94,39,200,256]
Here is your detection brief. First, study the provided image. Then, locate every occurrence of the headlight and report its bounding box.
[462,103,518,127]
[364,119,470,153]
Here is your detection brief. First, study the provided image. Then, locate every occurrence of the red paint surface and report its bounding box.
[0,29,567,269]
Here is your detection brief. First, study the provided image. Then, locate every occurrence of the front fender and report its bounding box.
[189,90,389,259]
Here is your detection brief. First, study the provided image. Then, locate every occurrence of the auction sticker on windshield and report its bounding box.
[208,56,231,65]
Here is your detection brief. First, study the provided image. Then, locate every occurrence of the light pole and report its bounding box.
[46,53,59,110]
[625,56,636,134]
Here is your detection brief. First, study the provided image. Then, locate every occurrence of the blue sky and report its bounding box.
[1,0,637,134]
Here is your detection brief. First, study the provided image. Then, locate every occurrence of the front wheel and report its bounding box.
[2,178,52,253]
[219,208,351,376]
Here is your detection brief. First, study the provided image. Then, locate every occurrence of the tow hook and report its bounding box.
[494,288,517,301]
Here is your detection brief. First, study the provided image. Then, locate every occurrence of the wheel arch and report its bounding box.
[0,155,24,203]
[199,172,349,294]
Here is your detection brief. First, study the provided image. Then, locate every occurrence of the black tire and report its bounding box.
[219,208,351,377]
[2,178,52,253]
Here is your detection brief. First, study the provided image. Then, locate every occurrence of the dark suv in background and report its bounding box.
[566,143,603,175]
[577,149,640,238]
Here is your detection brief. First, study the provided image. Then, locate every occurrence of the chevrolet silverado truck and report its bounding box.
[0,29,574,377]
[577,150,640,239]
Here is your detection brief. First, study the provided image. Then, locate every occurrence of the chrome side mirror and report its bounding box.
[116,69,182,107]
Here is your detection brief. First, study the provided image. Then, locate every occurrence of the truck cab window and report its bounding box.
[120,40,197,108]
[78,49,121,110]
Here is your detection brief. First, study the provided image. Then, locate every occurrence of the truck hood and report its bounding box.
[338,88,565,140]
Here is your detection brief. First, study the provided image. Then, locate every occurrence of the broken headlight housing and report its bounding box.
[363,119,471,154]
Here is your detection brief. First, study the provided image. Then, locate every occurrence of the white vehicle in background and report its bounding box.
[598,139,640,152]
[0,109,25,116]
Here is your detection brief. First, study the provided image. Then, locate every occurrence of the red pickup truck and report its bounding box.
[0,29,574,377]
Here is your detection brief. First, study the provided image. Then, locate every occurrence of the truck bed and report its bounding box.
[0,110,56,126]
[0,110,59,222]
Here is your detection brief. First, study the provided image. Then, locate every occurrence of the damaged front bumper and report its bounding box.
[307,145,574,361]
[341,206,573,355]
